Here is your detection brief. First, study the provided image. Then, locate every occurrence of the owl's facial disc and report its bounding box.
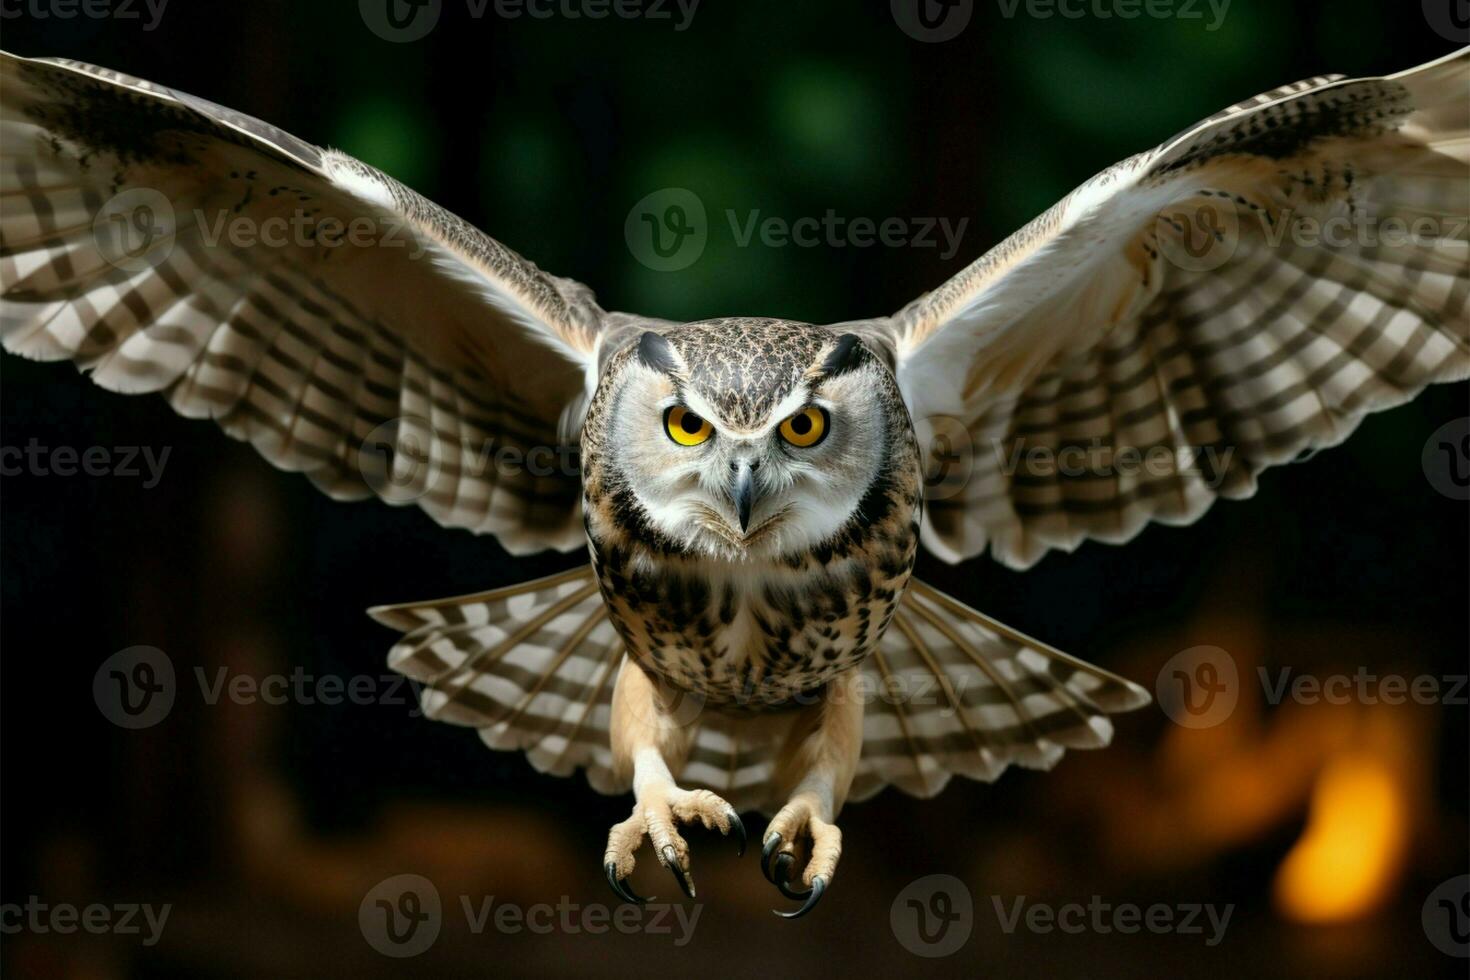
[610,327,889,562]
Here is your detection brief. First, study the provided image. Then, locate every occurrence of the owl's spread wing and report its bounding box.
[878,49,1469,569]
[0,51,627,554]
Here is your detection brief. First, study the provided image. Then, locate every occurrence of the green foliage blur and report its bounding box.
[157,0,1431,328]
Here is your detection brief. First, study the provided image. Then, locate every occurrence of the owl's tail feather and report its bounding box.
[369,564,630,795]
[370,569,1153,809]
[850,579,1152,802]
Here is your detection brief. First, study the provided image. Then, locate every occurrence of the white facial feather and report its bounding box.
[608,357,890,562]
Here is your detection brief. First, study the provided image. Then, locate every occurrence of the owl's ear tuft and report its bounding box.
[637,331,678,374]
[819,333,865,377]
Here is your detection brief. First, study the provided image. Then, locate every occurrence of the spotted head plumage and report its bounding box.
[655,318,840,430]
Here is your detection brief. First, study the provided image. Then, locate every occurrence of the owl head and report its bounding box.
[593,318,912,562]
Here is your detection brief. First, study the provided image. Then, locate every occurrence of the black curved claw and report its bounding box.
[772,853,813,900]
[773,875,827,919]
[604,862,651,905]
[662,845,697,899]
[727,809,748,857]
[761,835,783,883]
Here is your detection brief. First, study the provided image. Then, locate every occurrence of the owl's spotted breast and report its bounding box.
[589,485,921,710]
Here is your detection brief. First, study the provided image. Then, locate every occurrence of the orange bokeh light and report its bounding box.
[1273,753,1410,923]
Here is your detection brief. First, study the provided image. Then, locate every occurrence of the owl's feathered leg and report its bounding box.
[603,658,746,903]
[762,669,864,918]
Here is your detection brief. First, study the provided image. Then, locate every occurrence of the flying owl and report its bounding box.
[2,48,1466,918]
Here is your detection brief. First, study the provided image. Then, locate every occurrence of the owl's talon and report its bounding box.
[762,794,841,905]
[773,875,827,919]
[773,853,812,899]
[604,862,651,905]
[760,834,783,883]
[662,845,697,899]
[604,787,735,902]
[728,809,748,857]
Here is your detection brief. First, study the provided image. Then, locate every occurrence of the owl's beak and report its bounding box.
[731,459,758,534]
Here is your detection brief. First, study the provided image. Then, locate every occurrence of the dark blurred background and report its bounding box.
[1,2,1466,977]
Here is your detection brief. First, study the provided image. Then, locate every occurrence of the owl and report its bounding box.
[2,47,1466,918]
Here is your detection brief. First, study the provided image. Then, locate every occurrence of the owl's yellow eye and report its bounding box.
[778,406,829,448]
[664,405,713,446]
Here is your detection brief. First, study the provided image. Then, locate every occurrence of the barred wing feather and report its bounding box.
[0,51,609,554]
[889,49,1470,569]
